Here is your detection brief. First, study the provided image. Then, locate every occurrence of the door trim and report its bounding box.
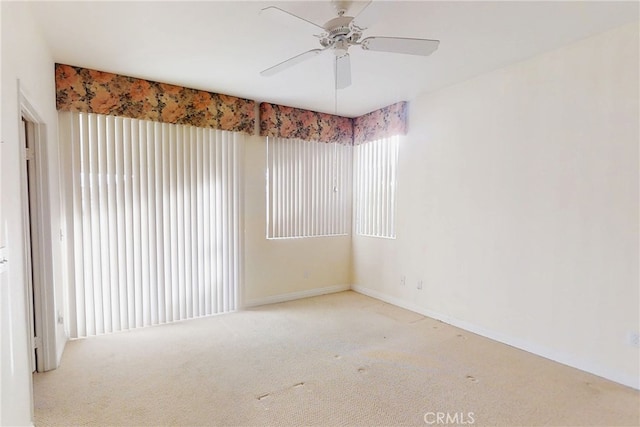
[19,82,57,372]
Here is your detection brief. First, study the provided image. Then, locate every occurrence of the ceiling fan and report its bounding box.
[259,0,440,90]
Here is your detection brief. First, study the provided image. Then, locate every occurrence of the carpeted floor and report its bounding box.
[34,291,639,426]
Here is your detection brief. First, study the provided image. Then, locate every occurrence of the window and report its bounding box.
[60,111,242,338]
[353,135,400,238]
[266,137,351,239]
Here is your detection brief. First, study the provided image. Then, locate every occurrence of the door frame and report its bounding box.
[19,83,57,372]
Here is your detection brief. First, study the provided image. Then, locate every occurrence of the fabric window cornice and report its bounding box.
[259,102,353,145]
[55,64,408,144]
[353,101,408,145]
[55,63,255,134]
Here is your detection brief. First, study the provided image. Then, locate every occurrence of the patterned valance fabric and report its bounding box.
[55,64,408,143]
[259,103,353,145]
[55,64,255,134]
[353,101,408,145]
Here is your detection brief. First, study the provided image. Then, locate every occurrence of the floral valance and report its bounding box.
[55,64,407,143]
[259,103,353,145]
[55,64,255,134]
[353,101,408,145]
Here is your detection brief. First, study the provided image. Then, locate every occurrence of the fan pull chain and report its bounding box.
[334,56,338,115]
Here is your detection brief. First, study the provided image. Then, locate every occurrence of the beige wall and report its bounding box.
[242,134,351,305]
[353,22,640,388]
[1,2,67,424]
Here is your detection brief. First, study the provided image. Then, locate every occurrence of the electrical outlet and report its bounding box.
[400,275,406,286]
[628,332,640,348]
[417,280,423,290]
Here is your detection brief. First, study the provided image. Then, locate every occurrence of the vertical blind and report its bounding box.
[60,111,242,338]
[354,136,400,238]
[266,137,352,239]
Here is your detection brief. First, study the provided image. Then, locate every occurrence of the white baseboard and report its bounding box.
[352,284,639,390]
[243,284,351,308]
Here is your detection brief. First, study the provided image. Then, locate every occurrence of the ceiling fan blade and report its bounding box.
[260,49,326,77]
[352,0,373,19]
[260,6,324,31]
[361,37,440,56]
[352,0,385,29]
[335,54,352,90]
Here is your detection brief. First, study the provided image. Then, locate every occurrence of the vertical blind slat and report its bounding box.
[150,123,159,323]
[114,116,125,331]
[131,120,142,328]
[159,123,169,324]
[215,129,223,313]
[105,116,118,333]
[123,118,134,330]
[210,130,218,313]
[69,112,84,337]
[202,130,211,316]
[169,124,179,322]
[87,114,99,333]
[223,132,230,311]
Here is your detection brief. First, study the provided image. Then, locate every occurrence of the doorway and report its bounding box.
[19,87,59,373]
[20,116,44,373]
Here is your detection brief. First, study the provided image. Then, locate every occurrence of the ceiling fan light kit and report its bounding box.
[260,0,440,90]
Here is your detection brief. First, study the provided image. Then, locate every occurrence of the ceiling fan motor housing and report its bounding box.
[320,15,363,55]
[324,16,352,37]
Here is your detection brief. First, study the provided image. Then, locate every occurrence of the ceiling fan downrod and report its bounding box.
[332,0,351,16]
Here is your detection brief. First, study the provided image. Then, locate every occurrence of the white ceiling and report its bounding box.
[29,1,638,117]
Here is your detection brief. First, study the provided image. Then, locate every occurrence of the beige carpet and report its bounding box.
[34,291,639,426]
